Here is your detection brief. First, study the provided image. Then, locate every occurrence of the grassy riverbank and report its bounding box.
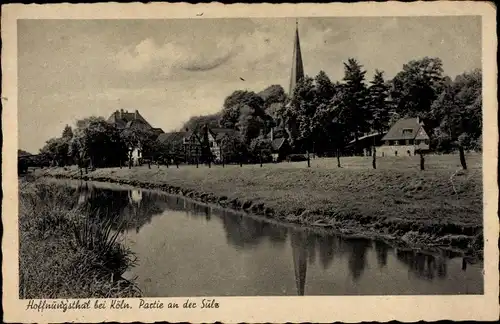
[19,179,141,298]
[34,154,483,255]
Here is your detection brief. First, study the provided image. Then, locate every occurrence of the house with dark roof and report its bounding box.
[180,125,240,164]
[107,109,164,165]
[268,129,291,162]
[108,109,159,131]
[377,117,430,157]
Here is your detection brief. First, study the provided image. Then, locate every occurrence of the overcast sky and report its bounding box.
[18,16,481,153]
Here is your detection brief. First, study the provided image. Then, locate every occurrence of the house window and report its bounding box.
[210,142,214,148]
[402,128,413,136]
[405,139,410,145]
[424,139,429,145]
[385,141,390,145]
[409,139,414,145]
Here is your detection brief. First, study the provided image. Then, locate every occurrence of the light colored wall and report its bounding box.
[131,147,141,165]
[208,133,222,161]
[377,144,429,157]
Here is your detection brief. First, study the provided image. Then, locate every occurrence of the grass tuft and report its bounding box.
[19,180,141,299]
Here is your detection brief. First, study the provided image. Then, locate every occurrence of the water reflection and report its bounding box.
[51,179,483,295]
[374,241,390,268]
[395,249,448,280]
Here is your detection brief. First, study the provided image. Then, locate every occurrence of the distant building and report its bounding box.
[180,125,238,164]
[107,109,164,165]
[266,20,302,159]
[269,129,291,162]
[345,132,386,157]
[289,20,305,97]
[377,117,430,157]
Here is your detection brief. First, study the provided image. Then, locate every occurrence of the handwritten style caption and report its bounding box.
[26,298,220,312]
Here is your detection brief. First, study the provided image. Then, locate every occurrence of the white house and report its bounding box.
[377,117,430,157]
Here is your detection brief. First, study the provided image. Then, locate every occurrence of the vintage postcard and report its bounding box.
[2,2,498,323]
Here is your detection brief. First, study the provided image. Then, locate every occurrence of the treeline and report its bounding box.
[35,56,481,169]
[182,56,482,156]
[37,117,165,169]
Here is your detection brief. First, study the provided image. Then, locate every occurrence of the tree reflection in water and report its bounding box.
[347,238,372,282]
[62,180,465,295]
[219,210,288,249]
[316,235,336,270]
[75,182,167,232]
[395,249,448,280]
[374,240,391,268]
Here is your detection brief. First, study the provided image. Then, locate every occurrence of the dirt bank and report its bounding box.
[33,159,483,256]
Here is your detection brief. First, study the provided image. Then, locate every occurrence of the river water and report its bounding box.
[44,178,483,296]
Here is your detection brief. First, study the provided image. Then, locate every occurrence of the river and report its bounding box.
[43,178,483,296]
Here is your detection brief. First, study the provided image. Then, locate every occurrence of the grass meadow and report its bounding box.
[35,153,483,254]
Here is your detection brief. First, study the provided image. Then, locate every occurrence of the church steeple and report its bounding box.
[289,19,305,96]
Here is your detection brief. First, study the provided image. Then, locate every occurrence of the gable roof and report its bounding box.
[151,127,165,135]
[271,137,287,151]
[108,110,153,129]
[208,128,239,142]
[158,131,186,144]
[382,118,428,141]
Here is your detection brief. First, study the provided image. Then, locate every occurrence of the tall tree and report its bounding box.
[258,85,287,110]
[315,70,336,104]
[236,105,266,145]
[61,125,73,140]
[281,76,317,152]
[182,113,221,132]
[219,90,265,128]
[40,137,70,167]
[390,57,446,124]
[71,116,127,168]
[311,71,338,155]
[368,70,391,134]
[341,59,369,150]
[430,69,482,167]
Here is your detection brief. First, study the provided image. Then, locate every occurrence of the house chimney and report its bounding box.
[120,109,124,119]
[134,110,138,120]
[416,116,420,125]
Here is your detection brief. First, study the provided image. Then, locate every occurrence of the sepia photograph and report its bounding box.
[2,2,498,323]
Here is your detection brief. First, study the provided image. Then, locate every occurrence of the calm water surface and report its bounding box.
[46,178,483,296]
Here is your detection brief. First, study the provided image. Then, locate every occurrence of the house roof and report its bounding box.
[382,118,428,141]
[347,132,385,145]
[158,131,186,144]
[152,127,164,135]
[271,137,287,151]
[108,110,153,129]
[208,128,238,141]
[18,149,33,157]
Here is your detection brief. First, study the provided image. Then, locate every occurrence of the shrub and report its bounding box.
[286,154,308,162]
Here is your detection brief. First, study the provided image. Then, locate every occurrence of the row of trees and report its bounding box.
[39,117,161,169]
[37,56,481,169]
[183,56,482,158]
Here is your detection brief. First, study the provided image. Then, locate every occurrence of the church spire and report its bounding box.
[289,19,305,96]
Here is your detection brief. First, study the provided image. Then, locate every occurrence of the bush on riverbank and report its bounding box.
[19,180,140,298]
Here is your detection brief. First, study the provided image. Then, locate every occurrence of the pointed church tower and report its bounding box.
[289,20,305,97]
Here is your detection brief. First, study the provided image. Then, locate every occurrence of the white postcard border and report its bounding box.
[2,2,498,323]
